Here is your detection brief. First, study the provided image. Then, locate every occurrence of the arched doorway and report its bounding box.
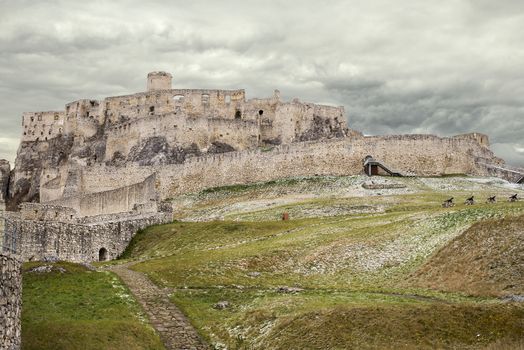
[99,248,108,261]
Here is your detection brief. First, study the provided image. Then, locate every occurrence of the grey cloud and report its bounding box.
[0,0,523,168]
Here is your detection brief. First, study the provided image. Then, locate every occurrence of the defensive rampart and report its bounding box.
[73,133,507,199]
[155,134,501,197]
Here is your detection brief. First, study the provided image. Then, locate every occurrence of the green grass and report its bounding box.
[118,177,524,349]
[22,262,165,350]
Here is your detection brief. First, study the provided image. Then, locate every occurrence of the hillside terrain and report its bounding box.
[22,175,524,349]
[124,175,524,349]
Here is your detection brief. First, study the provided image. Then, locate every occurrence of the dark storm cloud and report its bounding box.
[0,0,523,167]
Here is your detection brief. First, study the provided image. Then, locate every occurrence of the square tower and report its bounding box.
[147,71,172,91]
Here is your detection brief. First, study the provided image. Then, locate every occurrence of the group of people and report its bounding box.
[442,194,519,208]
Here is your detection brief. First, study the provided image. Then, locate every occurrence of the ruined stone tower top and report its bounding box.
[147,71,172,91]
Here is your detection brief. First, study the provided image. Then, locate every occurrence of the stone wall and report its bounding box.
[152,133,506,198]
[4,211,172,262]
[67,133,512,201]
[47,173,158,217]
[21,111,66,142]
[0,252,22,350]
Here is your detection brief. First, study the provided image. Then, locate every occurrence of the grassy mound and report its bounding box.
[409,215,524,297]
[22,262,165,350]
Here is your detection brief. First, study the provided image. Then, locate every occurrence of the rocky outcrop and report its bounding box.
[0,160,10,203]
[126,137,201,166]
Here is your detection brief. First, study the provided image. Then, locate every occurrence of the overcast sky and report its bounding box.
[1,0,523,166]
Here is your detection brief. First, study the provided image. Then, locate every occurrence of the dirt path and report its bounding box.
[109,263,208,350]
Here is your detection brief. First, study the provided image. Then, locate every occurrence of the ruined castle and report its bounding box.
[2,71,524,347]
[0,71,523,264]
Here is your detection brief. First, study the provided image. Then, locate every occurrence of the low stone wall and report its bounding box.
[4,212,172,262]
[0,253,22,350]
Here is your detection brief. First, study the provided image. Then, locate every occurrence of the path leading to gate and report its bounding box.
[109,263,208,350]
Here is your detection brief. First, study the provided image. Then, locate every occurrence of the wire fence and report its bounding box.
[1,220,19,255]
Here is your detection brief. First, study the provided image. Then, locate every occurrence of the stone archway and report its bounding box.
[99,248,108,261]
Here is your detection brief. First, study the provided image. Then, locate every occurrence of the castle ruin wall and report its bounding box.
[4,212,171,262]
[47,174,157,217]
[154,134,501,197]
[0,252,21,350]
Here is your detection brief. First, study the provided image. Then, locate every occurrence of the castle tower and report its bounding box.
[147,71,172,91]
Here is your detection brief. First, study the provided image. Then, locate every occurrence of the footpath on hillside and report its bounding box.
[108,263,208,350]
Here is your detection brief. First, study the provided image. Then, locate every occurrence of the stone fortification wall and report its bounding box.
[155,134,501,197]
[476,162,524,183]
[21,111,66,142]
[4,211,171,262]
[19,203,77,222]
[72,133,503,200]
[0,252,22,350]
[47,174,157,217]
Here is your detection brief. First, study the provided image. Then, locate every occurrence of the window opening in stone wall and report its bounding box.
[202,94,210,104]
[38,115,42,121]
[225,95,231,104]
[259,110,264,115]
[235,110,242,119]
[149,106,155,113]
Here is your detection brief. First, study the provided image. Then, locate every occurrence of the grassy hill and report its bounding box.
[115,175,524,349]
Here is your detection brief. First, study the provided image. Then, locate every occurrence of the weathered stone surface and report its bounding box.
[109,263,208,350]
[0,253,22,350]
[10,72,349,204]
[4,211,172,262]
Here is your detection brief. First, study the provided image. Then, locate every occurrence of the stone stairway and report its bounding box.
[109,263,208,350]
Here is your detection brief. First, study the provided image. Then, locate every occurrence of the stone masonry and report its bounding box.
[0,252,22,350]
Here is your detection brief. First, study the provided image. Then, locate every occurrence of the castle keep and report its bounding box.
[0,71,523,264]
